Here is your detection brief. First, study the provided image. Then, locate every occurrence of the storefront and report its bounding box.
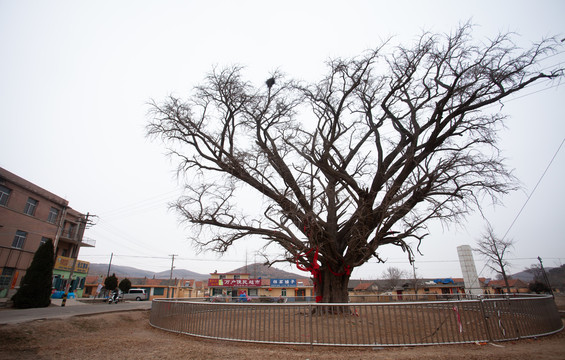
[52,256,90,298]
[208,272,314,301]
[265,278,296,297]
[208,277,262,299]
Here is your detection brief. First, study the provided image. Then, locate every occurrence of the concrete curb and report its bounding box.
[0,300,152,325]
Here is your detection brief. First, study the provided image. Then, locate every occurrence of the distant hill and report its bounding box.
[88,263,209,281]
[510,270,536,282]
[153,269,209,281]
[88,263,155,278]
[509,267,559,283]
[228,262,303,279]
[510,266,565,292]
[87,262,301,281]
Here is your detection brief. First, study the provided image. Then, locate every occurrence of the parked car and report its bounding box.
[122,288,148,301]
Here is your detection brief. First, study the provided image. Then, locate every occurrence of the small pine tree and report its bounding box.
[104,273,118,292]
[12,239,55,308]
[119,278,132,294]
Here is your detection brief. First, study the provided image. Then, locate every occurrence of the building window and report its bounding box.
[233,275,240,279]
[0,268,15,287]
[281,288,287,296]
[52,275,62,290]
[12,230,27,249]
[65,223,76,238]
[219,274,226,279]
[24,197,38,216]
[212,288,223,296]
[0,185,11,206]
[47,207,59,224]
[153,288,165,296]
[40,237,50,246]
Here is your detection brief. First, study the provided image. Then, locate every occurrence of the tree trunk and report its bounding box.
[311,268,351,314]
[316,268,350,303]
[502,270,512,295]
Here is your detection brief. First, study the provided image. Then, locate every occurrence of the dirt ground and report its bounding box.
[0,310,564,360]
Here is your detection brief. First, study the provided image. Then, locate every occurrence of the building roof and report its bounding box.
[85,275,103,285]
[0,166,69,207]
[488,279,529,288]
[354,282,376,291]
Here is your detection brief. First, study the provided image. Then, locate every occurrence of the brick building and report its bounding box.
[208,272,313,301]
[0,167,94,299]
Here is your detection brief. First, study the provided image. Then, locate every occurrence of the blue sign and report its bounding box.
[270,279,296,287]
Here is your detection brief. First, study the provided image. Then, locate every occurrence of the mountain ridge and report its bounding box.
[87,263,209,281]
[87,262,302,281]
[88,262,547,283]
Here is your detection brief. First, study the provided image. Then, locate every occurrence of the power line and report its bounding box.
[500,137,565,241]
[536,49,565,63]
[502,81,563,103]
[80,251,565,263]
[79,253,249,263]
[98,189,180,218]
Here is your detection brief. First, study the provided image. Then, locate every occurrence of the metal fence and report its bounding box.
[149,295,563,347]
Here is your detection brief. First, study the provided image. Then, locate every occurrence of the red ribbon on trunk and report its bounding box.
[327,263,352,277]
[295,247,322,302]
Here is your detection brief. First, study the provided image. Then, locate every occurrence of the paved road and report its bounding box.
[0,298,152,325]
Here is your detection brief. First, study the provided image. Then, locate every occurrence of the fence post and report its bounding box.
[479,298,493,343]
[309,303,313,349]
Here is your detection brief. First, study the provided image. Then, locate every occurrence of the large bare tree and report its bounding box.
[475,224,514,294]
[148,24,562,303]
[381,267,408,292]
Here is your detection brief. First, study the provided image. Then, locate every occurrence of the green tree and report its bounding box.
[12,239,55,308]
[119,278,132,294]
[104,273,118,292]
[148,24,562,303]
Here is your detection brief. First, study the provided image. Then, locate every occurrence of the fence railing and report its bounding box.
[149,295,562,347]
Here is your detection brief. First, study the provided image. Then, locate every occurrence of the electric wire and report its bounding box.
[500,137,565,241]
[98,188,181,218]
[79,253,563,264]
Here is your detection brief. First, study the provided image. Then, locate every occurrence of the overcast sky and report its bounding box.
[1,0,563,280]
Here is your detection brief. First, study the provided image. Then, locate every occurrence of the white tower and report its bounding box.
[457,245,482,296]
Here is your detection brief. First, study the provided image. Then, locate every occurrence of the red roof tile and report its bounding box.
[354,283,374,291]
[488,279,528,288]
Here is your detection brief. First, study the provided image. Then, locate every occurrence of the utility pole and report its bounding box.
[106,252,113,278]
[538,256,553,297]
[53,206,68,255]
[412,262,418,298]
[62,212,92,306]
[167,254,178,298]
[103,252,113,299]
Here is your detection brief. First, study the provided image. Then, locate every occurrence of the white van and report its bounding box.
[122,288,148,301]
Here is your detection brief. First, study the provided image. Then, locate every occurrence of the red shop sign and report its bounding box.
[208,278,261,287]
